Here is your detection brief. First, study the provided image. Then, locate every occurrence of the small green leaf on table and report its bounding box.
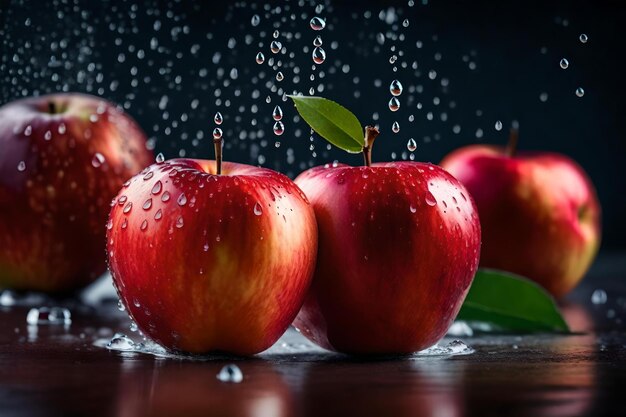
[288,95,364,153]
[457,268,570,333]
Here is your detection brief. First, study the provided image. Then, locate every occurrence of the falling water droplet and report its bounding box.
[579,33,588,43]
[91,153,105,168]
[253,202,263,216]
[312,46,326,64]
[495,120,503,131]
[155,153,165,163]
[402,19,410,28]
[273,121,285,136]
[255,52,265,64]
[213,128,223,139]
[276,72,284,81]
[310,16,326,31]
[388,97,400,112]
[273,30,280,39]
[313,36,323,47]
[576,87,585,97]
[270,40,282,54]
[214,112,223,125]
[392,122,400,133]
[560,58,569,69]
[407,138,417,151]
[272,105,283,121]
[216,364,243,383]
[390,80,403,96]
[251,14,260,27]
[17,161,26,172]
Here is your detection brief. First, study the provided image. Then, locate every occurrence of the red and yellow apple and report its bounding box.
[106,158,317,355]
[293,132,481,354]
[440,134,600,297]
[0,93,152,292]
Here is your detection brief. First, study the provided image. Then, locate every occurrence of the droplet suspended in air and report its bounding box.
[213,128,223,139]
[273,121,285,136]
[251,14,260,27]
[310,16,326,31]
[91,153,105,168]
[576,87,585,97]
[313,36,323,47]
[276,72,284,81]
[579,33,588,43]
[272,105,283,121]
[559,58,569,69]
[270,41,282,54]
[255,52,265,64]
[273,30,280,39]
[392,121,400,133]
[495,120,503,131]
[312,46,326,64]
[407,138,417,152]
[214,112,223,125]
[17,161,26,172]
[389,79,403,96]
[402,19,410,28]
[388,97,400,112]
[155,153,165,163]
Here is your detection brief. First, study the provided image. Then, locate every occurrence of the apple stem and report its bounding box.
[48,102,56,114]
[505,127,519,157]
[362,126,380,167]
[213,137,223,175]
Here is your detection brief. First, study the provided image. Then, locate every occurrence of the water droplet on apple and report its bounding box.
[217,364,243,383]
[154,209,162,221]
[177,193,187,206]
[91,153,105,168]
[142,199,152,210]
[312,46,326,64]
[161,191,171,202]
[310,16,326,31]
[176,216,184,228]
[123,202,133,214]
[425,192,437,206]
[143,171,154,181]
[388,97,400,112]
[117,300,126,311]
[409,204,417,213]
[121,219,128,229]
[253,202,263,216]
[140,220,148,231]
[390,79,403,96]
[151,181,162,195]
[272,105,283,121]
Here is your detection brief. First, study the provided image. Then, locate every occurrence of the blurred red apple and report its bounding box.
[293,128,481,354]
[106,158,317,355]
[0,93,152,292]
[440,130,601,297]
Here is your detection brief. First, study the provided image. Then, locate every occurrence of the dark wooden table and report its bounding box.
[1,252,625,417]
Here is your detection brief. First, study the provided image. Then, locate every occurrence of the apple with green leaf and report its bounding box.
[441,129,601,297]
[106,130,318,355]
[0,93,153,293]
[288,95,482,354]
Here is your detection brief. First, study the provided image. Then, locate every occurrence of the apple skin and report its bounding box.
[293,162,481,355]
[440,145,601,298]
[106,159,318,355]
[0,93,152,293]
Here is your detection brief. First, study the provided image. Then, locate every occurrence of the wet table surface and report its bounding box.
[1,252,626,417]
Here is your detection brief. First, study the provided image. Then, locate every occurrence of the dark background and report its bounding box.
[1,0,624,248]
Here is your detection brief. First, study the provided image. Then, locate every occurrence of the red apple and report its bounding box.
[440,131,601,297]
[0,93,152,292]
[293,129,481,354]
[106,158,317,355]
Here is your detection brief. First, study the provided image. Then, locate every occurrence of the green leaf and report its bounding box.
[288,95,364,153]
[457,268,570,333]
